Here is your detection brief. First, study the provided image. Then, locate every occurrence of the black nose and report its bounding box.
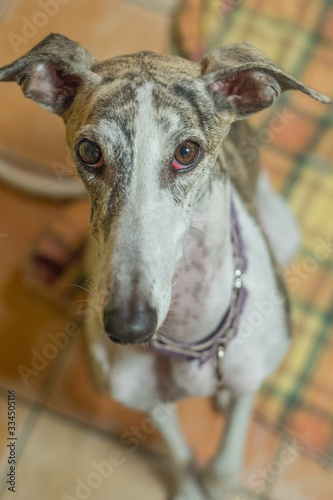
[103,299,157,344]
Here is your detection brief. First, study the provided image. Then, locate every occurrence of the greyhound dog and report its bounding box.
[0,34,329,499]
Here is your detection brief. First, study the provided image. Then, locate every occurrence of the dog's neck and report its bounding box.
[162,174,234,343]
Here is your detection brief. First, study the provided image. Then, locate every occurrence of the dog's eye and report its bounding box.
[173,141,201,171]
[78,140,103,168]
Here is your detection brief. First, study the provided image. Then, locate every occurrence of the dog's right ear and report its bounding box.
[201,42,330,120]
[0,33,98,116]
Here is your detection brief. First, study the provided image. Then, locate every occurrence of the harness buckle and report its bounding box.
[215,345,225,389]
[235,268,245,289]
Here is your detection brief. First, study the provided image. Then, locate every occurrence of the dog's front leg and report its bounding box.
[202,392,255,498]
[150,403,208,500]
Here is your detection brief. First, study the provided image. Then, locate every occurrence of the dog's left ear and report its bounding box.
[201,42,330,119]
[0,33,97,116]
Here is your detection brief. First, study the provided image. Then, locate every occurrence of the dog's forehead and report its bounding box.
[75,51,218,143]
[86,51,209,119]
[92,51,200,83]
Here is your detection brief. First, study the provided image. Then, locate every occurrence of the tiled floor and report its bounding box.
[0,1,332,499]
[1,408,168,500]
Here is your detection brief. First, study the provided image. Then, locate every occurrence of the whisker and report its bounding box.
[69,283,95,296]
[68,276,98,296]
[191,220,221,225]
[189,226,217,245]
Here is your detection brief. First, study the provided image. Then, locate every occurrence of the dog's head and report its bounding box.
[1,34,329,344]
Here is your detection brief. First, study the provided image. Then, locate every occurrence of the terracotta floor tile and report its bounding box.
[270,448,333,500]
[0,409,166,500]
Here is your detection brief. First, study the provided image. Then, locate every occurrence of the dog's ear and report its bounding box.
[201,42,330,119]
[0,33,97,116]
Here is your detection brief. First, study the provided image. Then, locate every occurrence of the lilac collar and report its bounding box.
[150,197,248,367]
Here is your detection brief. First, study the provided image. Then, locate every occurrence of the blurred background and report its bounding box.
[0,0,332,499]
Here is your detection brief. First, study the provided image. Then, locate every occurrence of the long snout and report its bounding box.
[97,157,188,345]
[99,207,185,345]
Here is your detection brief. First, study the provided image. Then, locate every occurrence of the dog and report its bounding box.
[0,34,330,499]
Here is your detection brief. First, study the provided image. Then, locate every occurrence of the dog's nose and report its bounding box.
[103,299,157,344]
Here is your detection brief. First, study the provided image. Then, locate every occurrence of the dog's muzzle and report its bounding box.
[103,297,157,345]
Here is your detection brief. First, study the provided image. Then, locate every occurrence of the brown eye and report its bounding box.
[173,141,201,171]
[78,140,103,168]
